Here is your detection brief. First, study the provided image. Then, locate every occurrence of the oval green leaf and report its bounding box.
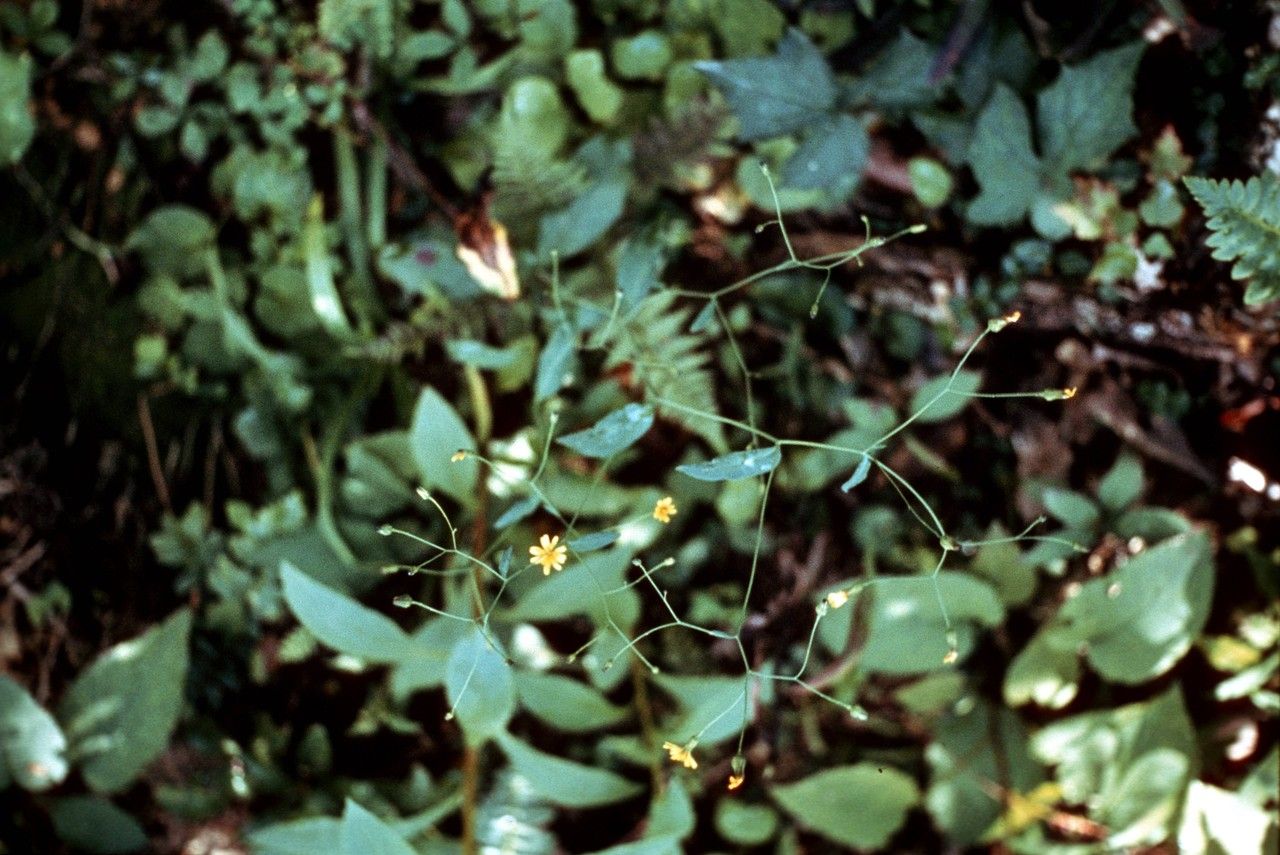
[557,403,654,458]
[280,563,415,664]
[445,627,515,746]
[676,446,781,482]
[771,763,919,850]
[495,732,642,807]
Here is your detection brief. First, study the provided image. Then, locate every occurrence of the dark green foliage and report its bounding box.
[1186,173,1280,304]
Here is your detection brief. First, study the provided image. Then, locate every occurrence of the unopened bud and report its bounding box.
[1039,387,1077,401]
[987,310,1022,333]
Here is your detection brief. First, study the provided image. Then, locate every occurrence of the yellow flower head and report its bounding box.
[450,450,468,463]
[727,773,745,790]
[1062,386,1077,400]
[653,496,678,524]
[825,590,849,609]
[942,648,959,665]
[662,740,697,770]
[529,534,568,575]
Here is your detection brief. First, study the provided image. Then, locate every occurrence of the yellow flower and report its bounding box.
[727,773,745,790]
[450,450,468,463]
[529,534,567,575]
[942,648,959,665]
[653,496,678,524]
[662,740,697,770]
[825,590,849,609]
[1062,386,1077,400]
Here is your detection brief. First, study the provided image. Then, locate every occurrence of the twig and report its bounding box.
[137,393,172,513]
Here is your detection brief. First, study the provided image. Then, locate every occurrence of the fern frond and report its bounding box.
[491,140,587,231]
[605,291,727,452]
[1185,173,1280,304]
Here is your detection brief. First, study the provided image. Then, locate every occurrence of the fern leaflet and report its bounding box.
[1185,173,1280,305]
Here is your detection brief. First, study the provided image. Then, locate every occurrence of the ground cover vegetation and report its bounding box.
[1,0,1278,852]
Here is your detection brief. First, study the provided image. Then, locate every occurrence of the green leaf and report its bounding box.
[968,526,1038,607]
[676,446,781,481]
[771,764,919,850]
[1185,173,1280,305]
[389,618,471,700]
[646,776,695,839]
[0,675,66,791]
[409,386,478,504]
[494,495,542,530]
[49,796,148,854]
[689,301,716,333]
[908,156,953,208]
[1003,626,1081,709]
[189,31,229,82]
[1041,487,1099,530]
[514,671,629,732]
[537,178,628,259]
[248,818,342,855]
[397,29,455,65]
[340,800,416,855]
[534,322,576,400]
[696,29,836,141]
[616,237,666,314]
[342,432,417,519]
[610,30,672,81]
[498,76,569,160]
[716,0,783,56]
[909,370,982,423]
[504,548,638,627]
[495,732,642,807]
[1058,531,1214,683]
[1097,452,1144,512]
[567,530,620,552]
[845,29,937,111]
[860,573,1004,675]
[715,799,779,846]
[1037,43,1143,175]
[781,113,868,201]
[566,49,623,124]
[966,85,1040,226]
[839,454,872,493]
[925,701,1045,845]
[1139,179,1185,228]
[1114,506,1194,542]
[58,609,192,794]
[126,206,218,279]
[558,404,654,458]
[245,814,340,855]
[0,49,35,167]
[441,0,469,37]
[445,626,515,746]
[280,563,415,663]
[1032,687,1196,847]
[653,674,750,746]
[445,339,521,370]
